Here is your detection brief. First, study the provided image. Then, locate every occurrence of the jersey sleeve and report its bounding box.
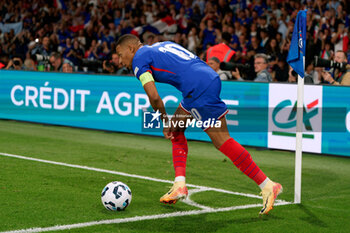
[132,47,153,80]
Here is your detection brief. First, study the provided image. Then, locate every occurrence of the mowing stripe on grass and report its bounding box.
[0,202,292,233]
[0,152,274,201]
[0,151,293,232]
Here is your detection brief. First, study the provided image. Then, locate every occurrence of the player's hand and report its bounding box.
[163,126,174,140]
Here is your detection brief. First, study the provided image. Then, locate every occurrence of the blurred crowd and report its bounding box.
[0,0,349,85]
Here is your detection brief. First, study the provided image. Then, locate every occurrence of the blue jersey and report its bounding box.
[132,41,219,101]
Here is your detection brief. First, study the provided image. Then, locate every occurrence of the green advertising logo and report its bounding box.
[272,99,319,139]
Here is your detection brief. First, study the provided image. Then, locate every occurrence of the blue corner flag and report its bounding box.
[287,10,307,78]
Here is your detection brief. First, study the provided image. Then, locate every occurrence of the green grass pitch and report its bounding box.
[0,120,349,232]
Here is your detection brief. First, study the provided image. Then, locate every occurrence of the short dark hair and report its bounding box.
[116,34,140,46]
[209,57,220,63]
[50,52,61,59]
[222,32,232,43]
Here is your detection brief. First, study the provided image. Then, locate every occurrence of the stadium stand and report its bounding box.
[0,0,349,84]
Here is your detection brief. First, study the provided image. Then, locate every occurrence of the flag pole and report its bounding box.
[294,57,305,204]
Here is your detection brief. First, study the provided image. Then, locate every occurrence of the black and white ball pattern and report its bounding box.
[101,181,132,211]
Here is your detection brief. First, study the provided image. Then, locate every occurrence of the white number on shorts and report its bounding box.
[191,108,202,121]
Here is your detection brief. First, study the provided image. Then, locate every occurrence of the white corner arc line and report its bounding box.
[181,188,214,210]
[0,202,292,233]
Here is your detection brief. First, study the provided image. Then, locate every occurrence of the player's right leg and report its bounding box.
[205,117,283,215]
[160,105,191,204]
[190,77,282,214]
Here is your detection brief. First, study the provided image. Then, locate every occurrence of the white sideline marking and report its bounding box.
[0,202,292,233]
[0,152,271,201]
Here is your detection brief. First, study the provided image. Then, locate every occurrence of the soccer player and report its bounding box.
[116,34,282,215]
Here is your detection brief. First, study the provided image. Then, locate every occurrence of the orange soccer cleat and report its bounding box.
[160,181,188,204]
[259,181,283,215]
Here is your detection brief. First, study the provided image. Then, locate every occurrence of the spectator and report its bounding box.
[5,56,24,70]
[98,41,110,60]
[207,57,231,81]
[278,13,288,39]
[248,36,265,58]
[204,32,235,62]
[253,53,272,82]
[266,38,282,64]
[270,1,281,19]
[245,36,265,79]
[327,0,340,11]
[321,50,350,85]
[85,39,99,60]
[23,52,36,71]
[31,36,51,57]
[49,52,63,72]
[103,52,129,75]
[0,0,348,80]
[304,63,318,84]
[187,27,199,53]
[234,34,249,63]
[259,29,269,48]
[62,61,73,73]
[61,38,73,60]
[69,40,84,67]
[76,30,86,49]
[271,56,289,82]
[320,32,334,60]
[200,18,217,50]
[257,16,269,39]
[250,23,258,38]
[268,17,279,36]
[331,22,349,54]
[49,52,73,72]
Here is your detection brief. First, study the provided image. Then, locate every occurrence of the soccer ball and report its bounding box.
[101,181,132,211]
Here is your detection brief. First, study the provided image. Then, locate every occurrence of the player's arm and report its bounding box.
[140,72,173,139]
[140,72,165,115]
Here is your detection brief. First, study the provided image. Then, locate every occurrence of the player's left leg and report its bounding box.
[205,118,283,215]
[160,105,192,204]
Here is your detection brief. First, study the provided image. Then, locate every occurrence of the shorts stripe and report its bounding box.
[203,109,228,131]
[203,126,211,132]
[218,109,229,119]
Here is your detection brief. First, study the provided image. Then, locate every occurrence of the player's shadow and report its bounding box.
[297,204,328,228]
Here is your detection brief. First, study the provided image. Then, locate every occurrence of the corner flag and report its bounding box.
[287,10,307,78]
[287,10,307,204]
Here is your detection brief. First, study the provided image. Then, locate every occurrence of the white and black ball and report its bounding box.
[101,181,132,211]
